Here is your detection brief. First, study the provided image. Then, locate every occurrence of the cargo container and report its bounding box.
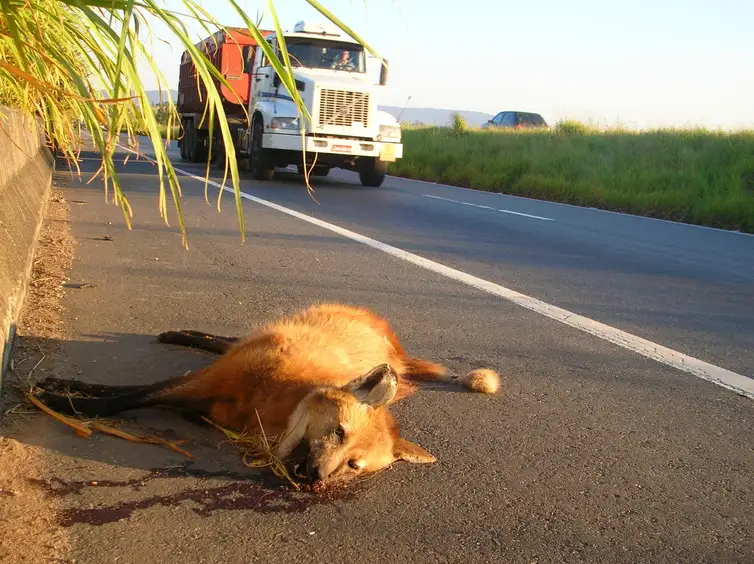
[177,27,274,162]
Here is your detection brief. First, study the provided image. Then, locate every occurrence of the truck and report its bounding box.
[177,21,404,187]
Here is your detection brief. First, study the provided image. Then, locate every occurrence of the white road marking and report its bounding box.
[163,164,753,400]
[424,194,555,221]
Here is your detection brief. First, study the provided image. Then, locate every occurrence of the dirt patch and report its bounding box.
[13,182,75,360]
[0,437,70,563]
[0,179,75,564]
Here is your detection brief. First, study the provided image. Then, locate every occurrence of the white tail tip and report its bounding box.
[460,369,501,395]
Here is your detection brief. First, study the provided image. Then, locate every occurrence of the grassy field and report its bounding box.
[389,123,754,233]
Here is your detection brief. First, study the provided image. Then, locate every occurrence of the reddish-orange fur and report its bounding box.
[170,304,446,436]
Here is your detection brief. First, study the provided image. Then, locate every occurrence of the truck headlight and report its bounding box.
[270,117,300,131]
[378,124,401,141]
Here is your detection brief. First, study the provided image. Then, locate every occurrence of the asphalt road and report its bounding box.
[133,137,754,382]
[7,142,754,563]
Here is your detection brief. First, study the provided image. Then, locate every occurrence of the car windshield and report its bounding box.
[285,39,365,73]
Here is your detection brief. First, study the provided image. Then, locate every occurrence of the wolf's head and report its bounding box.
[276,364,435,485]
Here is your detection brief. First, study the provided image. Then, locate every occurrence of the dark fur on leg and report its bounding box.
[173,330,238,343]
[33,388,163,418]
[32,375,208,419]
[35,376,157,398]
[157,330,239,355]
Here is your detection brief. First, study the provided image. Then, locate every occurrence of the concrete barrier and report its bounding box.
[0,106,55,392]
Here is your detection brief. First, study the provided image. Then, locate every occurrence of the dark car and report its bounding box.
[482,111,548,129]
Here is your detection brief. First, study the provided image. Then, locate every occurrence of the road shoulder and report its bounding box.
[0,182,74,563]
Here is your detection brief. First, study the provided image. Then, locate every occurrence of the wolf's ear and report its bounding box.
[342,364,397,407]
[393,437,436,464]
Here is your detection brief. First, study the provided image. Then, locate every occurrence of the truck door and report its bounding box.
[250,36,276,109]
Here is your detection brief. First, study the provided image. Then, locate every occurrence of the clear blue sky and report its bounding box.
[146,0,754,130]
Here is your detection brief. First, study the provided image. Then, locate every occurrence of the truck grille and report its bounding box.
[318,89,370,128]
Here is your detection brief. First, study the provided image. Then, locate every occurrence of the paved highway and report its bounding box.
[164,139,754,383]
[8,141,753,563]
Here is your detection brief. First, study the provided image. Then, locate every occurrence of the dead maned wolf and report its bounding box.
[34,303,500,485]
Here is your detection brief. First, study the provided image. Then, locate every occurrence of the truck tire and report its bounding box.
[179,128,187,160]
[183,123,194,161]
[358,158,387,187]
[186,122,197,162]
[212,137,226,170]
[250,119,274,181]
[192,138,209,163]
[185,121,209,163]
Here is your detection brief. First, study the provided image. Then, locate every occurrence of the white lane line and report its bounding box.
[164,165,753,400]
[424,194,555,221]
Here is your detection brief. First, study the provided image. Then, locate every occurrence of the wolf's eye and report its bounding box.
[335,425,346,442]
[348,459,362,470]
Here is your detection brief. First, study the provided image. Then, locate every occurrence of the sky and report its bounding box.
[143,0,754,130]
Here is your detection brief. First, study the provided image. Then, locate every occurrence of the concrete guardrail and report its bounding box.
[0,106,56,393]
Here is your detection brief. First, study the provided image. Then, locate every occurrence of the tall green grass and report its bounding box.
[391,125,754,233]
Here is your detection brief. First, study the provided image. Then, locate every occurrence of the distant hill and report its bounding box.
[145,89,178,104]
[142,90,492,127]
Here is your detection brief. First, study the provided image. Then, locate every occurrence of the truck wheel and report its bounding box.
[184,123,195,161]
[358,158,387,187]
[179,128,187,160]
[212,137,226,170]
[186,122,201,162]
[250,120,274,181]
[186,122,208,163]
[192,137,208,163]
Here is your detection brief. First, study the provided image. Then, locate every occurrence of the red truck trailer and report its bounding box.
[177,27,273,162]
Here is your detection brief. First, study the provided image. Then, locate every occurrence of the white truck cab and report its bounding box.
[241,21,403,186]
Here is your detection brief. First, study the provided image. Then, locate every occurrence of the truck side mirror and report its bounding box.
[273,73,281,88]
[379,59,389,86]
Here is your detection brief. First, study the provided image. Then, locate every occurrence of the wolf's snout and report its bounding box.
[305,453,324,483]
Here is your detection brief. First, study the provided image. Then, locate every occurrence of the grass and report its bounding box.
[390,124,754,233]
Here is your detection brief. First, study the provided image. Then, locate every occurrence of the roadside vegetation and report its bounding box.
[390,121,754,233]
[132,102,181,139]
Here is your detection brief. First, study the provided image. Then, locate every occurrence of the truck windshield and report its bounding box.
[285,39,365,73]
